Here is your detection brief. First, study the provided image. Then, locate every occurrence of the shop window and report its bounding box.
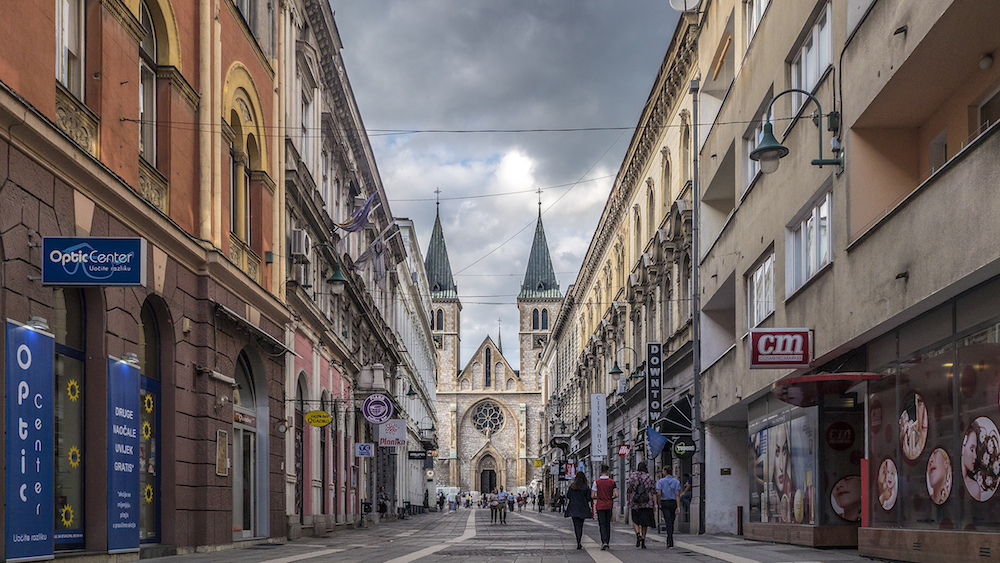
[789,3,832,112]
[55,0,84,99]
[747,252,774,328]
[138,302,160,542]
[788,191,832,292]
[53,288,85,549]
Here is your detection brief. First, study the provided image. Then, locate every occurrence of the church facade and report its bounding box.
[427,208,561,494]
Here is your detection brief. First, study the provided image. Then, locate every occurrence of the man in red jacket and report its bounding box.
[592,464,619,550]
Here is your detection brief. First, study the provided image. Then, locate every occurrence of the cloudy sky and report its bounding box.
[331,1,681,369]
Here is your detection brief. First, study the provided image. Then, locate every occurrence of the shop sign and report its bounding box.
[647,343,663,420]
[550,461,559,475]
[750,328,812,368]
[362,393,393,424]
[42,237,147,286]
[534,460,543,467]
[617,444,631,457]
[671,436,696,459]
[378,419,406,447]
[408,451,427,460]
[234,411,256,427]
[590,393,607,458]
[107,358,140,553]
[304,410,332,427]
[5,320,54,562]
[355,443,374,457]
[565,462,577,480]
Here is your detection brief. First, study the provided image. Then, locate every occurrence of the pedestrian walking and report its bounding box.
[497,485,509,523]
[592,464,618,550]
[626,461,657,549]
[656,467,682,548]
[447,490,457,513]
[564,471,593,550]
[489,488,500,523]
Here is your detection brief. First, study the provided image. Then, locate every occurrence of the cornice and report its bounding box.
[102,0,144,45]
[156,66,200,112]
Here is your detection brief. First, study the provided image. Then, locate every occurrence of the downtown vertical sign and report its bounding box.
[647,343,662,424]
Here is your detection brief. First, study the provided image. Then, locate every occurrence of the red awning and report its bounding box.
[771,372,883,407]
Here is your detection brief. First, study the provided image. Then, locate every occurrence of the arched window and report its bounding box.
[541,309,549,330]
[661,150,672,206]
[53,288,85,549]
[294,377,307,524]
[648,189,656,242]
[532,309,539,330]
[139,1,158,164]
[485,349,492,388]
[635,210,642,260]
[138,301,161,542]
[436,309,443,331]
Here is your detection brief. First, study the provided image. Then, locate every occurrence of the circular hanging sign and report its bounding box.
[362,393,393,424]
[672,436,696,459]
[304,410,332,427]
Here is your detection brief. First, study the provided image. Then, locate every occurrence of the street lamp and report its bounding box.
[749,88,843,175]
[406,385,417,398]
[313,242,348,295]
[609,346,640,382]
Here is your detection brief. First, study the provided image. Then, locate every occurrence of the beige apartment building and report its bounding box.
[693,0,1000,561]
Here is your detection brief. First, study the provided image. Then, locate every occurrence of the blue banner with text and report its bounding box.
[107,358,140,553]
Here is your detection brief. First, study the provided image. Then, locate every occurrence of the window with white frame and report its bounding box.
[746,0,771,47]
[321,150,330,209]
[747,252,774,328]
[139,1,157,165]
[300,89,313,172]
[743,99,771,188]
[55,0,85,99]
[789,2,832,111]
[789,191,832,291]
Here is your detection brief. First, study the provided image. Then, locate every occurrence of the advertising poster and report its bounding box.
[107,358,141,553]
[5,321,55,562]
[822,411,864,524]
[749,406,816,524]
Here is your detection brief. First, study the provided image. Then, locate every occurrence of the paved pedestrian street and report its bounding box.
[159,509,886,563]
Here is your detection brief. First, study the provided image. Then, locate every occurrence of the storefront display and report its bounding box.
[749,406,817,524]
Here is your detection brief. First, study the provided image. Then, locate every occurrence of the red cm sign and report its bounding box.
[617,445,631,457]
[750,328,812,369]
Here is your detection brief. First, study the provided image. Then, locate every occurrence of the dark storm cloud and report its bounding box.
[331,1,679,367]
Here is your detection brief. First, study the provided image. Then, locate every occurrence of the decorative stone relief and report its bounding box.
[138,160,169,214]
[55,87,98,157]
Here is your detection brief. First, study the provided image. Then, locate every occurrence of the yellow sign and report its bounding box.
[304,410,332,427]
[534,460,543,467]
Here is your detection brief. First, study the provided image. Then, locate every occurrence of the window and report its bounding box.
[744,98,771,187]
[661,150,671,204]
[980,87,1000,132]
[471,401,505,436]
[485,349,492,388]
[138,302,160,542]
[747,252,774,328]
[789,191,832,291]
[436,309,443,331]
[790,3,832,111]
[300,85,313,172]
[541,309,549,330]
[746,0,771,46]
[237,0,257,30]
[53,288,85,549]
[56,0,84,98]
[532,309,539,330]
[139,1,157,164]
[648,189,656,241]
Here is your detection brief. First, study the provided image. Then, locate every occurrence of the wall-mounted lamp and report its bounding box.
[216,395,229,410]
[277,419,290,433]
[122,352,140,366]
[560,421,567,433]
[406,385,417,398]
[26,316,50,331]
[749,89,843,175]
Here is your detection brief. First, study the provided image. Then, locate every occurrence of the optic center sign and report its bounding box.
[42,237,147,286]
[750,328,812,369]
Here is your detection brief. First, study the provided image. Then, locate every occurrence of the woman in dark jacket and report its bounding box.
[564,472,593,549]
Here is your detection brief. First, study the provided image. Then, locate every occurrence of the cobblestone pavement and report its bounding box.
[158,508,892,563]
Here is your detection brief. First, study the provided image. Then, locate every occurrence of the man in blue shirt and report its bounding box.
[497,486,509,523]
[655,467,681,548]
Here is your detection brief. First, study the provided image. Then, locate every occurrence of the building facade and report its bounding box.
[431,208,552,494]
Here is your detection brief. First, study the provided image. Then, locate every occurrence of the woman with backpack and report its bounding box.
[626,461,657,548]
[564,471,593,550]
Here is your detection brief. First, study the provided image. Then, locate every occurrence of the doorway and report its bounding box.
[233,426,257,539]
[480,470,496,494]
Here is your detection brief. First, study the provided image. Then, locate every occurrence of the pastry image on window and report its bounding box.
[962,416,1000,502]
[877,458,898,510]
[899,392,928,460]
[925,447,952,505]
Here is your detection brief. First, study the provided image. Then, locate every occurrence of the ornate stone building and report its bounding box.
[430,207,558,493]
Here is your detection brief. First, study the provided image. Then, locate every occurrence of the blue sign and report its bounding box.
[42,238,147,286]
[107,358,140,553]
[5,321,55,562]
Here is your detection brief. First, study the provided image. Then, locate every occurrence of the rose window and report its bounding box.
[472,401,505,436]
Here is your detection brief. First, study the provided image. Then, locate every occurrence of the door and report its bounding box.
[233,427,257,539]
[480,470,496,494]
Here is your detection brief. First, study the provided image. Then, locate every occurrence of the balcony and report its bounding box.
[229,233,261,284]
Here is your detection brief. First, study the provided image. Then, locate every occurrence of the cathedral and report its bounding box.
[426,206,561,494]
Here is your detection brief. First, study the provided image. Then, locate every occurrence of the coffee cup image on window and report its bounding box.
[831,475,862,522]
[877,458,898,510]
[899,393,928,460]
[962,416,1000,502]
[925,447,953,505]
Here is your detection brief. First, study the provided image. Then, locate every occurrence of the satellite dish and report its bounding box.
[669,0,701,12]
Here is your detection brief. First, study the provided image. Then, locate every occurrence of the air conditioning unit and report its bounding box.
[290,229,312,263]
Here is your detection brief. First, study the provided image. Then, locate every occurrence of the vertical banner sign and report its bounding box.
[5,321,55,562]
[107,358,140,553]
[590,393,607,459]
[646,343,663,424]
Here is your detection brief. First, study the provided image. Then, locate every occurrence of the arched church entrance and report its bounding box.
[478,456,498,493]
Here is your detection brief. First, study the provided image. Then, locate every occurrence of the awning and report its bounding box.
[214,302,300,357]
[660,395,693,439]
[771,372,882,407]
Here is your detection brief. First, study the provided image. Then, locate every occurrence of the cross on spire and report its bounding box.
[537,187,543,216]
[435,187,442,209]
